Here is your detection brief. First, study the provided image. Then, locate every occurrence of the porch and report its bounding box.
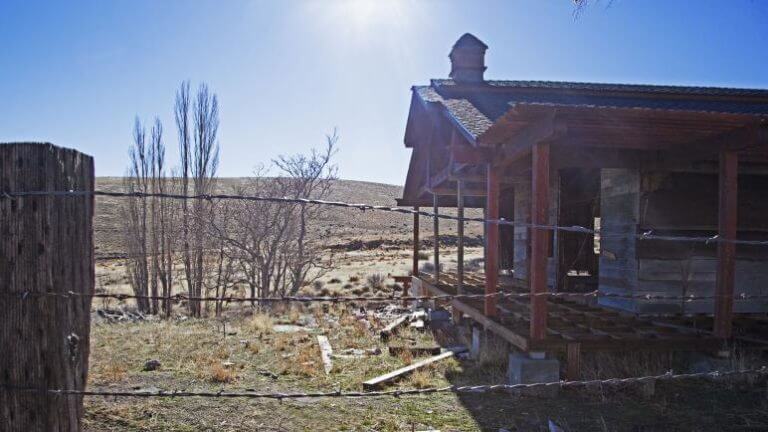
[412,270,768,377]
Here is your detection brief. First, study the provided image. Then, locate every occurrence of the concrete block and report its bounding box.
[470,326,482,360]
[428,309,451,322]
[508,353,560,397]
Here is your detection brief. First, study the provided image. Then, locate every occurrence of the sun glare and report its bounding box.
[315,0,413,37]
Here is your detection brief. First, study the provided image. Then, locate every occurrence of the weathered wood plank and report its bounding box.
[362,347,466,390]
[485,164,500,316]
[530,141,550,341]
[715,150,738,338]
[317,335,334,375]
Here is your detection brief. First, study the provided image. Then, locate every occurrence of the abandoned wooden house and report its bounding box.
[400,33,768,381]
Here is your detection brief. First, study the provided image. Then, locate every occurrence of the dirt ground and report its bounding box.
[86,247,768,432]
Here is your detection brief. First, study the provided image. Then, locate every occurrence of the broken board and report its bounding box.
[388,344,442,356]
[362,346,467,390]
[380,310,427,341]
[316,335,333,375]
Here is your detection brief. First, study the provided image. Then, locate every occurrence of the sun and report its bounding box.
[321,0,411,36]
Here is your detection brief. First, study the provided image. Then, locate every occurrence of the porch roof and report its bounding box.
[400,79,768,207]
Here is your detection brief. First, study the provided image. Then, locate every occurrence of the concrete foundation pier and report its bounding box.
[507,352,561,397]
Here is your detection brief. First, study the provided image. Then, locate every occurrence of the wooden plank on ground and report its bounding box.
[362,347,467,390]
[317,335,333,375]
[380,315,410,341]
[388,345,442,356]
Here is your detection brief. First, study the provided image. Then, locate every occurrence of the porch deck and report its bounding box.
[413,271,765,354]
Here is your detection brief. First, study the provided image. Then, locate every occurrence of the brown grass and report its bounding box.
[247,312,274,334]
[207,362,237,383]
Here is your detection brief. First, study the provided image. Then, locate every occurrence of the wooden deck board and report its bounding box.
[416,271,747,353]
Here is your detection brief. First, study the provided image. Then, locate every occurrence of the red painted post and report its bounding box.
[530,142,550,341]
[485,164,500,317]
[714,150,737,338]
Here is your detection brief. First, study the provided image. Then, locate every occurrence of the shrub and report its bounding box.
[366,273,385,290]
[208,363,236,383]
[328,277,342,284]
[417,251,430,260]
[248,312,274,335]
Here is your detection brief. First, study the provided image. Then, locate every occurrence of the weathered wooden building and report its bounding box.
[401,34,768,379]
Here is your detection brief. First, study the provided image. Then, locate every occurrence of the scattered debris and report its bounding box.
[143,359,161,371]
[256,369,278,380]
[388,344,441,356]
[317,335,334,375]
[97,308,147,323]
[380,310,427,340]
[409,319,425,330]
[548,420,565,432]
[362,346,467,390]
[273,324,305,333]
[380,315,410,341]
[332,347,382,359]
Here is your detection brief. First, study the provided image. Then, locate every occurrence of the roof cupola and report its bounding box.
[449,33,488,84]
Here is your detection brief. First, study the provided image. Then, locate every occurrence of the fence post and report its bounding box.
[0,143,94,431]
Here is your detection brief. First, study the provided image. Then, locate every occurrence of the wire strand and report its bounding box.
[3,190,767,246]
[2,367,765,399]
[5,289,768,303]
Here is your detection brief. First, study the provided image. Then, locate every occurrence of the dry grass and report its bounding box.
[206,362,237,383]
[366,273,386,290]
[94,362,129,384]
[247,312,274,334]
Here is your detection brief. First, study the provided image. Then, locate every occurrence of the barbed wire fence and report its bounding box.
[3,368,768,400]
[3,188,768,406]
[4,189,768,246]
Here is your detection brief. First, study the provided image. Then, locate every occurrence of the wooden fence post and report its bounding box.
[0,143,94,431]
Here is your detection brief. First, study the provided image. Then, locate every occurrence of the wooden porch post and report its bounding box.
[457,180,465,294]
[412,206,420,277]
[714,149,738,339]
[530,142,550,341]
[433,193,440,284]
[485,164,500,317]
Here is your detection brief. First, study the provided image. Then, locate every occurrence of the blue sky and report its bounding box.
[2,0,767,185]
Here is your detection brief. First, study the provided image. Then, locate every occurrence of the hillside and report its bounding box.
[94,177,482,254]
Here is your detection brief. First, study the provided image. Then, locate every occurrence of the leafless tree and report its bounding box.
[176,81,220,317]
[211,132,338,303]
[124,118,151,313]
[274,130,339,296]
[147,118,177,317]
[175,81,193,315]
[205,200,239,316]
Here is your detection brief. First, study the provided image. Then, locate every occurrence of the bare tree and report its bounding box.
[211,132,338,303]
[177,81,220,317]
[124,118,151,313]
[205,200,239,316]
[274,130,339,296]
[175,81,194,315]
[147,118,178,317]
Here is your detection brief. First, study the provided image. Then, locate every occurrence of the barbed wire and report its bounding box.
[3,189,768,246]
[5,289,768,303]
[2,367,766,400]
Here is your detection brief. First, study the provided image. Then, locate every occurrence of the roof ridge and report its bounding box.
[430,78,768,97]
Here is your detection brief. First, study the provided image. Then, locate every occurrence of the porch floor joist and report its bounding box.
[412,271,766,353]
